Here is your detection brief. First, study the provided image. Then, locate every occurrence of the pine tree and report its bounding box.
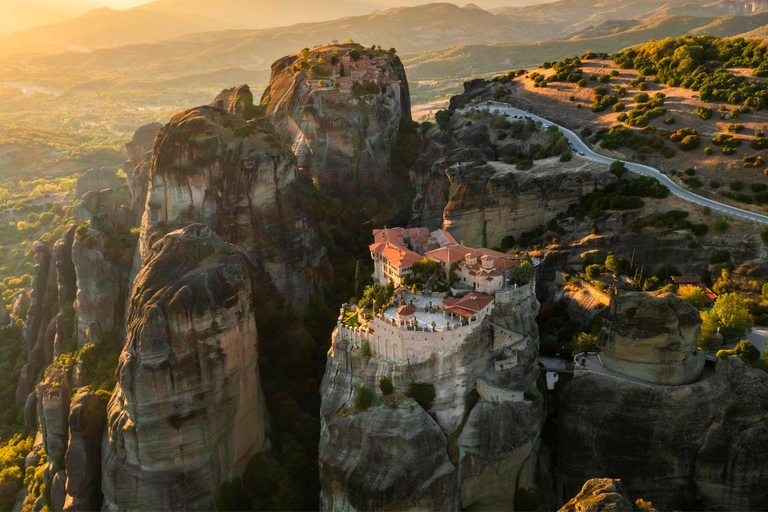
[354,260,363,299]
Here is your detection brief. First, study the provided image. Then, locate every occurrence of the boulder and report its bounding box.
[102,224,268,511]
[75,168,120,199]
[596,292,704,385]
[211,84,257,118]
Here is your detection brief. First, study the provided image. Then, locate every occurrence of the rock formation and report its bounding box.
[75,167,120,199]
[72,213,132,348]
[557,293,768,510]
[11,290,30,320]
[559,479,634,512]
[16,241,58,405]
[124,122,162,222]
[72,189,117,224]
[596,292,704,385]
[139,104,326,309]
[319,284,546,509]
[442,159,616,248]
[52,225,77,358]
[102,224,268,511]
[261,43,411,194]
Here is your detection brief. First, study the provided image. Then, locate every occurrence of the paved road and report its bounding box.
[471,101,768,225]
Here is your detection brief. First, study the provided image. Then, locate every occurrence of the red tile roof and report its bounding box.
[397,305,415,316]
[369,241,421,269]
[443,292,495,318]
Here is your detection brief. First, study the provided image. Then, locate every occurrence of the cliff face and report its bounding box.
[557,293,768,510]
[319,287,548,510]
[261,44,411,195]
[125,122,163,222]
[102,224,268,511]
[139,105,326,309]
[442,160,616,248]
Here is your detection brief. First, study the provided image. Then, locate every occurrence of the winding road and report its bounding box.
[473,101,768,225]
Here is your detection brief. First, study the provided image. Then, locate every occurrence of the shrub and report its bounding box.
[408,383,436,410]
[634,93,650,103]
[353,385,375,412]
[585,264,602,280]
[704,147,713,155]
[751,137,768,150]
[664,117,675,125]
[729,180,744,191]
[762,226,768,245]
[379,376,394,395]
[709,181,720,189]
[680,135,701,150]
[710,249,730,264]
[613,102,625,112]
[696,106,713,120]
[727,123,745,133]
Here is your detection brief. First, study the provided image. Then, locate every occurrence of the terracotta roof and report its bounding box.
[369,241,421,269]
[443,292,495,317]
[430,229,457,247]
[397,305,415,316]
[426,245,474,264]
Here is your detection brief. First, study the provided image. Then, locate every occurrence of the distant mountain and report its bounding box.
[133,0,390,29]
[5,3,545,68]
[0,7,239,50]
[0,0,102,35]
[402,11,768,80]
[492,0,768,38]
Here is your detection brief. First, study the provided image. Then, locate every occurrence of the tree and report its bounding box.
[379,376,394,395]
[354,385,374,411]
[605,254,623,275]
[585,264,602,281]
[702,292,754,342]
[678,284,706,310]
[354,260,363,299]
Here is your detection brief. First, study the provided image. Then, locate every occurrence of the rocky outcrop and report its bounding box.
[75,167,120,199]
[53,226,77,358]
[0,300,9,326]
[102,224,268,511]
[320,396,459,511]
[442,159,616,248]
[72,213,132,348]
[261,44,411,195]
[64,389,107,511]
[212,84,258,118]
[124,122,162,222]
[72,189,117,223]
[11,290,30,320]
[596,292,704,385]
[559,479,634,512]
[139,105,326,309]
[16,241,57,405]
[319,285,545,509]
[36,366,71,508]
[557,304,768,509]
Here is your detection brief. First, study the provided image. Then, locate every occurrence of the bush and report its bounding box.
[696,106,713,120]
[665,117,676,125]
[585,264,602,280]
[729,181,744,191]
[613,102,625,112]
[704,147,713,155]
[634,93,650,103]
[751,137,768,150]
[710,249,730,264]
[679,135,701,150]
[727,123,745,133]
[408,383,436,410]
[379,376,394,395]
[354,385,375,412]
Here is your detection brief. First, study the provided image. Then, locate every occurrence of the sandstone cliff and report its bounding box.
[442,159,616,248]
[557,293,768,510]
[102,224,268,511]
[261,44,411,195]
[319,286,548,510]
[139,105,326,309]
[125,122,163,223]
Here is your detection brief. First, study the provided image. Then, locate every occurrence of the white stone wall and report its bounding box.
[496,281,536,305]
[370,318,476,362]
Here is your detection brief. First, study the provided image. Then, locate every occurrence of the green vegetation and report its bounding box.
[678,284,706,310]
[614,37,768,110]
[569,176,669,219]
[353,385,375,412]
[0,434,33,511]
[701,292,754,343]
[717,340,768,373]
[408,383,436,411]
[379,376,394,396]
